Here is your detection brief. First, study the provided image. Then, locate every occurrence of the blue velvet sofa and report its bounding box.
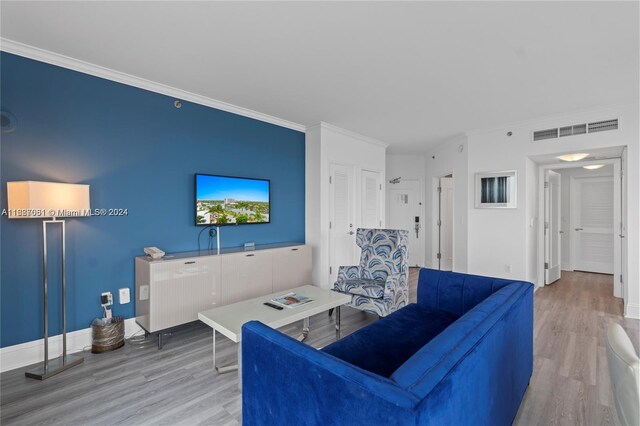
[242,268,534,426]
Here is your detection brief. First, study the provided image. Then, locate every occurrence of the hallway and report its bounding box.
[515,271,639,425]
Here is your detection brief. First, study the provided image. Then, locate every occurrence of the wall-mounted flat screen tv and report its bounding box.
[195,174,270,226]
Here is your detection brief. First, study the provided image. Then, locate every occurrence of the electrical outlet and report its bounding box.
[119,288,130,304]
[101,292,113,306]
[140,285,149,301]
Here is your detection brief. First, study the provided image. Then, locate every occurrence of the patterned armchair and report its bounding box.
[333,228,409,317]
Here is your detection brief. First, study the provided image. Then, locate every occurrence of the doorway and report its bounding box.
[388,179,424,266]
[437,175,454,271]
[539,159,622,299]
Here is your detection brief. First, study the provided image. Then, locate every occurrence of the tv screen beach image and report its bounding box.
[196,175,270,225]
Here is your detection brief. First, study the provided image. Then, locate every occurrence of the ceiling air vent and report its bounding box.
[559,124,587,137]
[588,119,618,133]
[533,128,558,141]
[532,118,618,142]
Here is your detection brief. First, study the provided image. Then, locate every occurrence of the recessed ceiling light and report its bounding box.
[583,164,605,170]
[557,153,590,162]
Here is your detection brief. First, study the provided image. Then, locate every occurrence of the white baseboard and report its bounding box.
[0,318,143,373]
[625,303,640,320]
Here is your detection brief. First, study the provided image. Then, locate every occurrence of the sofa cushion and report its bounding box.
[322,304,459,378]
[390,282,532,398]
[417,268,518,316]
[334,278,386,298]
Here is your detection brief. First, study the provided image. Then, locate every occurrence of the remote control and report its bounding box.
[263,302,283,310]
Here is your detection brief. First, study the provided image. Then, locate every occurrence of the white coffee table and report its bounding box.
[198,285,351,381]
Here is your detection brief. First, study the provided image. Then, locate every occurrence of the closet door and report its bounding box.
[571,176,614,274]
[361,170,383,229]
[329,163,355,287]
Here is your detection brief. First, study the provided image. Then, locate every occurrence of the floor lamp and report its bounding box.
[7,181,91,380]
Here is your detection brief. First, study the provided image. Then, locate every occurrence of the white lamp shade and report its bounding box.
[7,181,91,219]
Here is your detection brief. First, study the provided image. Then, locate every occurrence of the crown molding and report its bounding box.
[0,38,306,133]
[312,121,389,148]
[464,101,638,138]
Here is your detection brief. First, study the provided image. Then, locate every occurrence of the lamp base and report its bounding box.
[25,354,84,380]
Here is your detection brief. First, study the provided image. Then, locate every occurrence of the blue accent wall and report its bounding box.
[0,52,305,347]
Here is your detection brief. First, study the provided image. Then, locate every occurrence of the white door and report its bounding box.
[329,163,356,286]
[438,177,454,271]
[572,176,614,274]
[544,171,562,284]
[388,180,423,266]
[361,170,382,228]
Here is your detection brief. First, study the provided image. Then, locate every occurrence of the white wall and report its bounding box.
[553,165,613,270]
[386,153,426,219]
[306,122,387,289]
[465,103,639,318]
[423,134,469,271]
[525,158,539,285]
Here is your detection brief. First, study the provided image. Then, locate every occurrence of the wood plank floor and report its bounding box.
[1,269,637,425]
[514,271,639,426]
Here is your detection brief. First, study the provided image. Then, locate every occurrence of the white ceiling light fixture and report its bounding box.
[557,153,590,162]
[583,164,605,170]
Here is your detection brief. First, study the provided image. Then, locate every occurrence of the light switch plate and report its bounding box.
[119,288,131,304]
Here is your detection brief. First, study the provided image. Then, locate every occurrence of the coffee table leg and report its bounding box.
[212,330,216,370]
[297,317,310,341]
[212,329,239,374]
[335,306,341,340]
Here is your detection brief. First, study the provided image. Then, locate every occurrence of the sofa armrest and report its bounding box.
[242,321,420,426]
[337,265,360,281]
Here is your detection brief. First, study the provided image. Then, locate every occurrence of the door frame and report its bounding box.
[431,172,454,270]
[387,178,425,267]
[537,158,622,299]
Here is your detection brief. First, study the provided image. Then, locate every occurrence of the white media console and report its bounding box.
[135,242,312,347]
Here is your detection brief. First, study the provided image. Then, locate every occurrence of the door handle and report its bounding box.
[349,231,354,235]
[574,228,583,231]
[619,234,625,238]
[559,230,564,234]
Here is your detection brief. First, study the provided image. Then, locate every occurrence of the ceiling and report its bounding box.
[1,1,638,153]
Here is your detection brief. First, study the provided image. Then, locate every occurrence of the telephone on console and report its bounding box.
[144,247,165,259]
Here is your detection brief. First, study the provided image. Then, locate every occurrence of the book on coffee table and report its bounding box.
[270,292,313,308]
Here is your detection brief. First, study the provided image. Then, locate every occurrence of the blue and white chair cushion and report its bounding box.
[333,228,409,317]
